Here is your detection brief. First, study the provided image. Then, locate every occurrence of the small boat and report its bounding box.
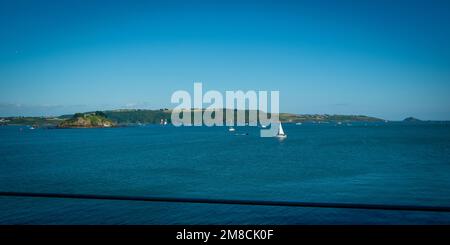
[228,127,235,132]
[295,122,302,125]
[29,126,35,130]
[275,123,287,138]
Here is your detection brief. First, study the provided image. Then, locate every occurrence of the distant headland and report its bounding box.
[403,117,422,122]
[57,111,115,128]
[0,108,387,128]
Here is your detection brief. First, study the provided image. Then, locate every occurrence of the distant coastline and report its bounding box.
[0,108,443,128]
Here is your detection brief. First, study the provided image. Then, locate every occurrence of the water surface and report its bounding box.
[1,123,450,224]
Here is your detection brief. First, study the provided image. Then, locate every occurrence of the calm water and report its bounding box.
[1,123,450,224]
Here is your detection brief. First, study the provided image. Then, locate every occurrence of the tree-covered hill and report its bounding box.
[57,111,115,128]
[1,108,385,127]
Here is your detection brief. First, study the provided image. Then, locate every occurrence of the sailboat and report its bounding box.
[276,123,287,138]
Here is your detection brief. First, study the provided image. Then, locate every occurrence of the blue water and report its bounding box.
[1,123,450,224]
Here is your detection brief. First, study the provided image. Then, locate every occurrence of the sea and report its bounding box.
[1,122,450,224]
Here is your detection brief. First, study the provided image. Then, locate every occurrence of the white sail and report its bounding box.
[278,123,285,135]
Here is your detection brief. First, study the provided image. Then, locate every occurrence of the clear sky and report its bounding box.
[1,0,449,120]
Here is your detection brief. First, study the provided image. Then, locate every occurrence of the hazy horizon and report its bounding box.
[1,0,449,120]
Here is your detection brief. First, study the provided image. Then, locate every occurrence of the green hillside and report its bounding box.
[57,111,115,128]
[0,109,384,127]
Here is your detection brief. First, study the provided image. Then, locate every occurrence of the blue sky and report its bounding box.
[0,0,449,120]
